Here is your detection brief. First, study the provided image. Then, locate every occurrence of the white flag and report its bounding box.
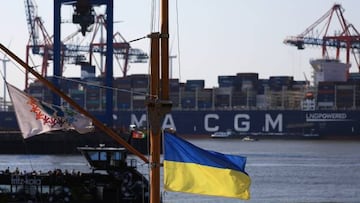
[6,83,94,139]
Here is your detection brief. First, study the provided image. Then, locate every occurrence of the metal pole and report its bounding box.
[105,0,114,127]
[1,58,9,109]
[53,0,61,106]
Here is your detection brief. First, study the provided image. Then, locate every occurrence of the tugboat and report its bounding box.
[0,146,149,203]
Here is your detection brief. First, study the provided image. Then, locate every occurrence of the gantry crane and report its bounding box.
[24,0,148,88]
[284,4,360,72]
[24,0,54,86]
[24,0,149,126]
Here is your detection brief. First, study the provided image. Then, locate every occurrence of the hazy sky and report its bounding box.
[1,0,360,98]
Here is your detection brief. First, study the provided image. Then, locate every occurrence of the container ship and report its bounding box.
[1,58,360,145]
[0,2,356,155]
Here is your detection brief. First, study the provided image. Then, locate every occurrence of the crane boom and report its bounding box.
[284,4,360,71]
[285,36,360,50]
[24,0,40,54]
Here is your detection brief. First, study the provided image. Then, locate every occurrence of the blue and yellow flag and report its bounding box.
[163,132,251,200]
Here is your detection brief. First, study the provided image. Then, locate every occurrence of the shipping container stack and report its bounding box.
[25,71,311,111]
[180,80,204,109]
[256,80,269,108]
[292,81,308,110]
[68,87,85,108]
[269,76,293,91]
[216,76,234,109]
[286,90,304,109]
[356,83,360,108]
[27,80,46,101]
[265,76,305,109]
[317,82,335,109]
[28,77,74,104]
[75,63,97,109]
[316,81,360,110]
[84,78,102,110]
[348,73,360,109]
[231,73,258,108]
[214,87,232,109]
[59,77,84,108]
[197,88,213,109]
[335,82,355,109]
[218,75,235,88]
[169,79,180,109]
[355,83,360,108]
[113,77,132,110]
[180,89,195,109]
[130,74,148,109]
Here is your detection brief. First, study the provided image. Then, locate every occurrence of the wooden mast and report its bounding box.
[148,0,171,202]
[148,32,161,203]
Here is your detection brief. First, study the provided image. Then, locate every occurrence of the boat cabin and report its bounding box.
[77,146,136,171]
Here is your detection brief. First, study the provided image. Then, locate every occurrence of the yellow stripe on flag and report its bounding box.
[164,160,251,200]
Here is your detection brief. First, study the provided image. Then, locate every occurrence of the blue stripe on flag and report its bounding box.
[164,132,247,172]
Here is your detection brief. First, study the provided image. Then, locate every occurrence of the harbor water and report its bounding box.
[0,139,359,202]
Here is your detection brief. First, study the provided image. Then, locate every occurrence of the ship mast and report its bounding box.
[148,0,172,202]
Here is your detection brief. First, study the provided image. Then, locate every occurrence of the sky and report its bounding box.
[1,0,360,100]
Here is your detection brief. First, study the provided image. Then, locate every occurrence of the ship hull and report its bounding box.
[1,109,360,137]
[0,109,359,154]
[110,109,359,137]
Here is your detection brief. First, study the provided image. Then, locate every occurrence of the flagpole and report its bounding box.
[0,43,149,164]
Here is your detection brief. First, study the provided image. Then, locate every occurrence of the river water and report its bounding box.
[0,139,359,203]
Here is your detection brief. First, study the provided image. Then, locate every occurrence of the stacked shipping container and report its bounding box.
[24,72,360,111]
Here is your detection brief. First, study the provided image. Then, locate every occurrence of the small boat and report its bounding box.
[303,133,320,137]
[0,145,149,202]
[242,136,257,141]
[210,131,231,138]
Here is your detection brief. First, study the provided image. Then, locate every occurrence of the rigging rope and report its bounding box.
[175,0,182,83]
[52,75,153,97]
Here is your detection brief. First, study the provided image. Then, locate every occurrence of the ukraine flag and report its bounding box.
[163,132,251,200]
